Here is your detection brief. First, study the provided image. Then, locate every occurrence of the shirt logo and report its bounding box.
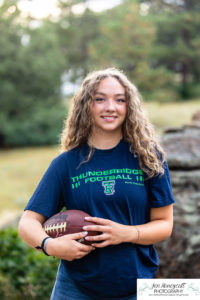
[102,180,115,196]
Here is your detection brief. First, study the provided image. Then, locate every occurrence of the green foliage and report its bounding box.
[87,0,177,98]
[147,0,200,99]
[0,2,67,147]
[56,4,100,80]
[0,227,59,300]
[2,104,66,146]
[1,0,200,148]
[89,1,155,84]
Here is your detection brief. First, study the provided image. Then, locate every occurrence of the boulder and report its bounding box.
[162,125,200,169]
[155,125,200,278]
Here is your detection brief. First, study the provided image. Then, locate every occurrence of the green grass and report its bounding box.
[0,100,200,216]
[144,100,200,135]
[0,146,60,216]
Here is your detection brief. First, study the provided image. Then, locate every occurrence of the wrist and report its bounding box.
[43,237,53,256]
[35,236,53,256]
[45,238,56,256]
[134,226,140,243]
[121,225,137,243]
[124,225,140,244]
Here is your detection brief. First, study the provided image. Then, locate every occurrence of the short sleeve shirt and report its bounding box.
[25,139,175,298]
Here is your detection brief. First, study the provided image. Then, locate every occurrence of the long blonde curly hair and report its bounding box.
[61,68,165,178]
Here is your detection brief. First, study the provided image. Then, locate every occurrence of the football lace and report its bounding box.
[44,222,67,233]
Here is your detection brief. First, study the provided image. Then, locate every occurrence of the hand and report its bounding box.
[83,217,132,248]
[46,231,95,261]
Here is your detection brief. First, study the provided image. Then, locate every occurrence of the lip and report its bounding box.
[101,116,117,122]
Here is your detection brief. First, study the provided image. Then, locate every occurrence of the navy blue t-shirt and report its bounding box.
[25,139,175,298]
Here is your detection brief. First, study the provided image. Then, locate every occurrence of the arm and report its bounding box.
[18,210,95,260]
[82,204,173,247]
[18,210,48,249]
[131,204,173,245]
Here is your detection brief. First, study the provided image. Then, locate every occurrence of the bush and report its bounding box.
[0,228,59,300]
[177,82,200,100]
[2,105,67,147]
[145,89,180,102]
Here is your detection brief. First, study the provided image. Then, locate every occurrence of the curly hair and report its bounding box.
[61,68,165,178]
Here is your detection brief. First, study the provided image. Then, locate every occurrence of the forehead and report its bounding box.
[95,77,125,94]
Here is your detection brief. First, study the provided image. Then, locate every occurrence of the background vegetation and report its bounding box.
[0,228,59,300]
[0,0,200,148]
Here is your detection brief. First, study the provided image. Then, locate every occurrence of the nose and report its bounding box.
[105,99,115,111]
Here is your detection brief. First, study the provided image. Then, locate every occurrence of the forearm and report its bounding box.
[18,213,48,250]
[83,209,173,248]
[125,219,173,245]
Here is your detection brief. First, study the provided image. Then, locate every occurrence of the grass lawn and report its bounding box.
[144,99,200,135]
[0,100,200,217]
[0,146,60,221]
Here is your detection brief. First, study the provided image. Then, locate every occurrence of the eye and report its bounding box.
[95,98,104,102]
[116,98,126,103]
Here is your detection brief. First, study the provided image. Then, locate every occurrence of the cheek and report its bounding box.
[121,105,127,118]
[90,103,101,118]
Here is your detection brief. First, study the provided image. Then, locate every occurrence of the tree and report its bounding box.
[139,0,200,98]
[0,1,66,147]
[89,0,175,100]
[55,0,100,82]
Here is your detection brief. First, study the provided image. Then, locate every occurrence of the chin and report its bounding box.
[101,126,122,133]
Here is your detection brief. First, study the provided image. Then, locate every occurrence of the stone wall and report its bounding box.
[155,125,200,278]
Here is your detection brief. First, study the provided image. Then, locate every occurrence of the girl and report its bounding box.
[18,68,175,300]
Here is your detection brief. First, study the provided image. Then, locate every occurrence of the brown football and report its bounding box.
[42,209,98,245]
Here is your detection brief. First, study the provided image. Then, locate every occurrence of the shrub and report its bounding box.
[0,228,59,300]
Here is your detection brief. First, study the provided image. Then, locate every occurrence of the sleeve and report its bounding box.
[147,161,175,208]
[25,159,64,218]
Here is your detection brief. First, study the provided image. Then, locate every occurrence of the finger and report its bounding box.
[74,240,95,252]
[60,248,94,261]
[75,251,91,259]
[75,247,95,259]
[67,231,88,240]
[85,216,110,225]
[85,233,108,242]
[82,225,111,232]
[79,245,96,252]
[91,241,110,248]
[79,247,95,254]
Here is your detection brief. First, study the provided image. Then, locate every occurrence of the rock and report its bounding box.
[162,125,200,169]
[170,170,200,188]
[192,110,200,125]
[155,125,200,278]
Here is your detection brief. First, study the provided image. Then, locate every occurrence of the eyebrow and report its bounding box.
[95,92,126,97]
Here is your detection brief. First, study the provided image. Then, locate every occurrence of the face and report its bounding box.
[90,76,127,136]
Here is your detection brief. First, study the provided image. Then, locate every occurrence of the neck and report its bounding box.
[88,131,123,150]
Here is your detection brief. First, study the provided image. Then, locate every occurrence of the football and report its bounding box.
[42,209,98,245]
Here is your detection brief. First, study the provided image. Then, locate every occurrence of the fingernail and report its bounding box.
[83,226,87,230]
[83,231,88,235]
[85,217,89,220]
